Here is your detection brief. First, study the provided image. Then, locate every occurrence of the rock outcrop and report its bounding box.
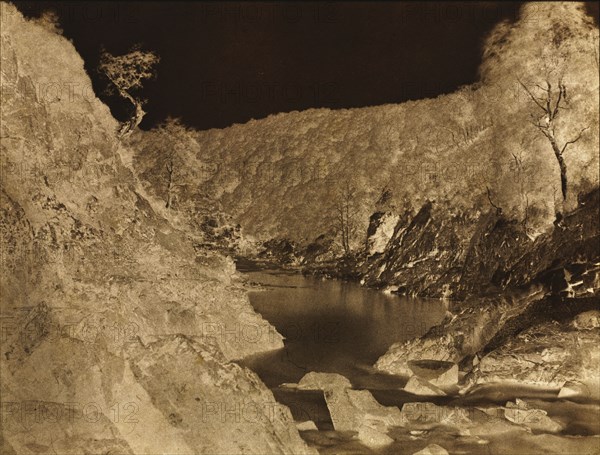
[362,205,534,298]
[375,187,599,386]
[365,211,400,256]
[0,4,314,454]
[472,321,600,395]
[296,372,403,448]
[375,284,546,376]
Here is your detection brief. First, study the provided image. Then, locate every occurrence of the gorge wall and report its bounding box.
[128,2,599,304]
[0,3,315,454]
[133,2,598,253]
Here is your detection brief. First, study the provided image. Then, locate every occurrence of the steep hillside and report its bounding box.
[374,190,600,378]
[0,3,314,454]
[133,2,598,251]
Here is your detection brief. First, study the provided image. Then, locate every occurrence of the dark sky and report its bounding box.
[13,1,600,131]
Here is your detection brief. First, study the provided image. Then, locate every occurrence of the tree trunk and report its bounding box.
[344,198,350,254]
[555,152,568,201]
[548,135,568,201]
[166,160,174,209]
[118,90,145,137]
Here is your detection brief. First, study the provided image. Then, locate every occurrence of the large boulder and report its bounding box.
[403,376,446,396]
[296,372,402,448]
[412,444,449,455]
[400,402,473,429]
[503,399,563,433]
[470,321,600,395]
[375,285,545,376]
[407,360,459,390]
[297,372,352,391]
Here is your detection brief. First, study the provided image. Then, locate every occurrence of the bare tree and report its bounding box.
[159,119,193,210]
[165,156,175,209]
[138,118,194,211]
[510,147,531,228]
[99,47,160,137]
[593,33,599,71]
[518,77,588,207]
[335,181,357,255]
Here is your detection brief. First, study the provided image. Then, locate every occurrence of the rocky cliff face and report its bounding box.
[374,190,599,393]
[361,188,599,299]
[0,3,315,454]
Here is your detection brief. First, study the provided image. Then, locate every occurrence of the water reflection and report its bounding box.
[239,268,446,389]
[237,266,600,453]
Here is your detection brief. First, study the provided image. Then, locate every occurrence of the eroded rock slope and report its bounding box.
[0,4,315,454]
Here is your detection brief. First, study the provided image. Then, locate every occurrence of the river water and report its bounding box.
[238,266,446,389]
[237,264,600,454]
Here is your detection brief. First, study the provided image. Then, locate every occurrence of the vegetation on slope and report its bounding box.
[132,3,598,256]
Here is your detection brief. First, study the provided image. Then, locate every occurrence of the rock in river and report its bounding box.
[403,376,447,396]
[407,360,459,390]
[504,399,564,433]
[296,372,403,448]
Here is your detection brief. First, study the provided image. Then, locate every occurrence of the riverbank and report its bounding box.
[372,190,599,398]
[237,268,600,454]
[230,188,600,454]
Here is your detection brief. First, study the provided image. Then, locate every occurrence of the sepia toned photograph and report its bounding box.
[1,1,599,454]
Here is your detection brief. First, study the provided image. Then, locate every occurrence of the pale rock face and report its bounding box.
[407,360,459,390]
[0,4,314,454]
[296,372,402,447]
[296,420,318,431]
[473,321,600,395]
[403,376,447,397]
[366,212,400,256]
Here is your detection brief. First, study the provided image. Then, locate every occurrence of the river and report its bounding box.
[237,263,600,454]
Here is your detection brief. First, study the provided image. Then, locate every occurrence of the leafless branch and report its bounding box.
[486,186,502,214]
[561,126,589,154]
[518,78,547,112]
[544,80,552,115]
